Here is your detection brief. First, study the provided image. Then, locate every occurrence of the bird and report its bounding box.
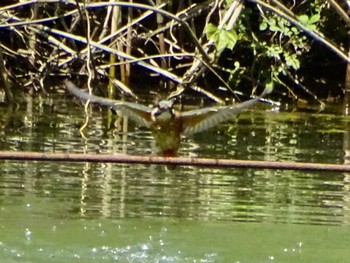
[65,80,270,156]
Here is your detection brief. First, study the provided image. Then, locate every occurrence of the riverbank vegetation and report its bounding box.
[0,0,349,112]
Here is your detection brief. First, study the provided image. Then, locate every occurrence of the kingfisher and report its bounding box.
[65,80,269,156]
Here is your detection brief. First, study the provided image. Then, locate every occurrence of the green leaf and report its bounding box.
[266,45,282,59]
[307,24,316,31]
[221,29,237,50]
[259,22,268,31]
[206,23,218,39]
[207,25,237,54]
[298,14,318,30]
[282,27,291,36]
[285,53,300,70]
[298,14,309,25]
[291,27,299,34]
[269,25,280,32]
[264,81,274,94]
[277,19,287,29]
[309,14,320,24]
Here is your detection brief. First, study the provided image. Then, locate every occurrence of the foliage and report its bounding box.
[205,1,329,102]
[206,23,238,55]
[0,0,348,106]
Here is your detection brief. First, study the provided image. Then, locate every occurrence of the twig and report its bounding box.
[0,47,13,102]
[0,151,349,172]
[248,0,350,64]
[0,9,78,28]
[40,25,183,83]
[81,1,211,63]
[325,0,350,27]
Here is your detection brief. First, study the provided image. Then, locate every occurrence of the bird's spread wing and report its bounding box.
[181,89,269,135]
[65,80,152,128]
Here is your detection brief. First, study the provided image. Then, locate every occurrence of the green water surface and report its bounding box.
[0,93,349,262]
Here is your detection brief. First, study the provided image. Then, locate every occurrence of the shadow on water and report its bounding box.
[0,93,350,262]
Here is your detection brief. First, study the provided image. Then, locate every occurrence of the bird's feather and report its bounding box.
[65,80,152,128]
[181,89,269,135]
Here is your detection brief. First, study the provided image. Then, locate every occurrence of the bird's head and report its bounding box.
[151,100,175,122]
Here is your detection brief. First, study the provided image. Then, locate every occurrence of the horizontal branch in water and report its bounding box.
[0,151,348,172]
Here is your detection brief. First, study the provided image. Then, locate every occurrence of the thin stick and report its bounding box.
[248,0,350,64]
[0,47,13,102]
[0,151,349,172]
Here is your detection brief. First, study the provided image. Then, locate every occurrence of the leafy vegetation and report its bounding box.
[0,0,349,110]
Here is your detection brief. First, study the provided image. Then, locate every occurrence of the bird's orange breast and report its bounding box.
[150,116,183,156]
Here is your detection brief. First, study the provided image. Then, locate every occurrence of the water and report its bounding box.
[0,93,349,262]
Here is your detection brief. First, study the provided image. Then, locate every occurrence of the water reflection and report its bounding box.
[0,160,348,226]
[0,94,349,226]
[1,94,350,261]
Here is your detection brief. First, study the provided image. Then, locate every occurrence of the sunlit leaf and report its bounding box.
[206,23,218,39]
[285,53,300,70]
[207,24,237,53]
[221,29,237,50]
[269,25,280,32]
[260,22,268,31]
[307,24,316,31]
[309,14,320,24]
[298,14,309,25]
[264,80,274,94]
